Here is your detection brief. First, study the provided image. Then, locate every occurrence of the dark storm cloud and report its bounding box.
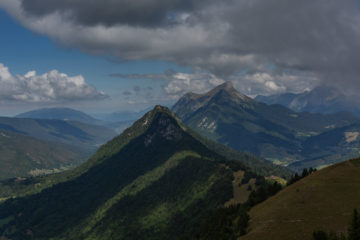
[20,0,211,27]
[2,0,360,94]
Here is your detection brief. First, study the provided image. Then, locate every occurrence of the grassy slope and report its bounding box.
[242,158,360,240]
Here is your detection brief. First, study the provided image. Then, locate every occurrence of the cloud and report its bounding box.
[117,70,224,98]
[133,86,141,93]
[1,0,360,93]
[19,0,205,27]
[117,69,319,97]
[0,63,107,103]
[122,91,132,96]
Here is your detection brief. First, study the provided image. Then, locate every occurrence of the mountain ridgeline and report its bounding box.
[16,107,104,126]
[172,82,360,171]
[255,85,360,116]
[0,116,116,180]
[0,106,282,240]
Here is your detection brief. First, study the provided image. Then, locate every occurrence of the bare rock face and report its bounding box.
[143,108,183,147]
[172,82,256,120]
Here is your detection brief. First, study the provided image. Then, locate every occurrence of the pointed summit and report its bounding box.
[172,82,255,120]
[214,81,235,91]
[206,81,254,103]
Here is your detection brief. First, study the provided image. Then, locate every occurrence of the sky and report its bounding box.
[0,0,360,116]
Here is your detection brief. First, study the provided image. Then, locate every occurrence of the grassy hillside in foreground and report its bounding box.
[242,158,360,240]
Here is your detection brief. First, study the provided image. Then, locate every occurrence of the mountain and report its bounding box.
[172,82,359,168]
[289,122,360,171]
[241,158,360,240]
[0,106,287,239]
[0,117,116,152]
[255,85,359,115]
[0,130,85,180]
[0,117,116,180]
[16,107,104,126]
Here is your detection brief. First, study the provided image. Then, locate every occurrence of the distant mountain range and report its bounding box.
[172,82,360,171]
[255,85,360,116]
[16,107,147,134]
[16,107,104,126]
[0,117,116,151]
[0,130,85,180]
[0,106,285,239]
[0,116,116,180]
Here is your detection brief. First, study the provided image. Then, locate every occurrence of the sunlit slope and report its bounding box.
[242,158,360,240]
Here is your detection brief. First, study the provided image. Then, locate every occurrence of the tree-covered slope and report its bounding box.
[0,106,270,240]
[242,158,360,240]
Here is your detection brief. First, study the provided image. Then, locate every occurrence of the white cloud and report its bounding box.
[0,63,107,103]
[162,72,224,98]
[233,71,320,96]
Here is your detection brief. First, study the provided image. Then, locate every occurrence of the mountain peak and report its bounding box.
[205,81,254,104]
[172,82,255,120]
[216,81,235,90]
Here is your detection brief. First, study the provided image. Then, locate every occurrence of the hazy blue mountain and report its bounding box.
[172,82,359,169]
[255,85,359,115]
[0,117,117,153]
[0,129,86,180]
[16,107,105,125]
[0,116,116,180]
[0,105,281,240]
[289,122,360,171]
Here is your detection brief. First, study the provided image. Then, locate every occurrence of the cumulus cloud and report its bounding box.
[1,0,360,93]
[116,71,224,98]
[117,69,318,97]
[0,63,107,103]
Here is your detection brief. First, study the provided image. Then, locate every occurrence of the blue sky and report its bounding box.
[0,8,187,115]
